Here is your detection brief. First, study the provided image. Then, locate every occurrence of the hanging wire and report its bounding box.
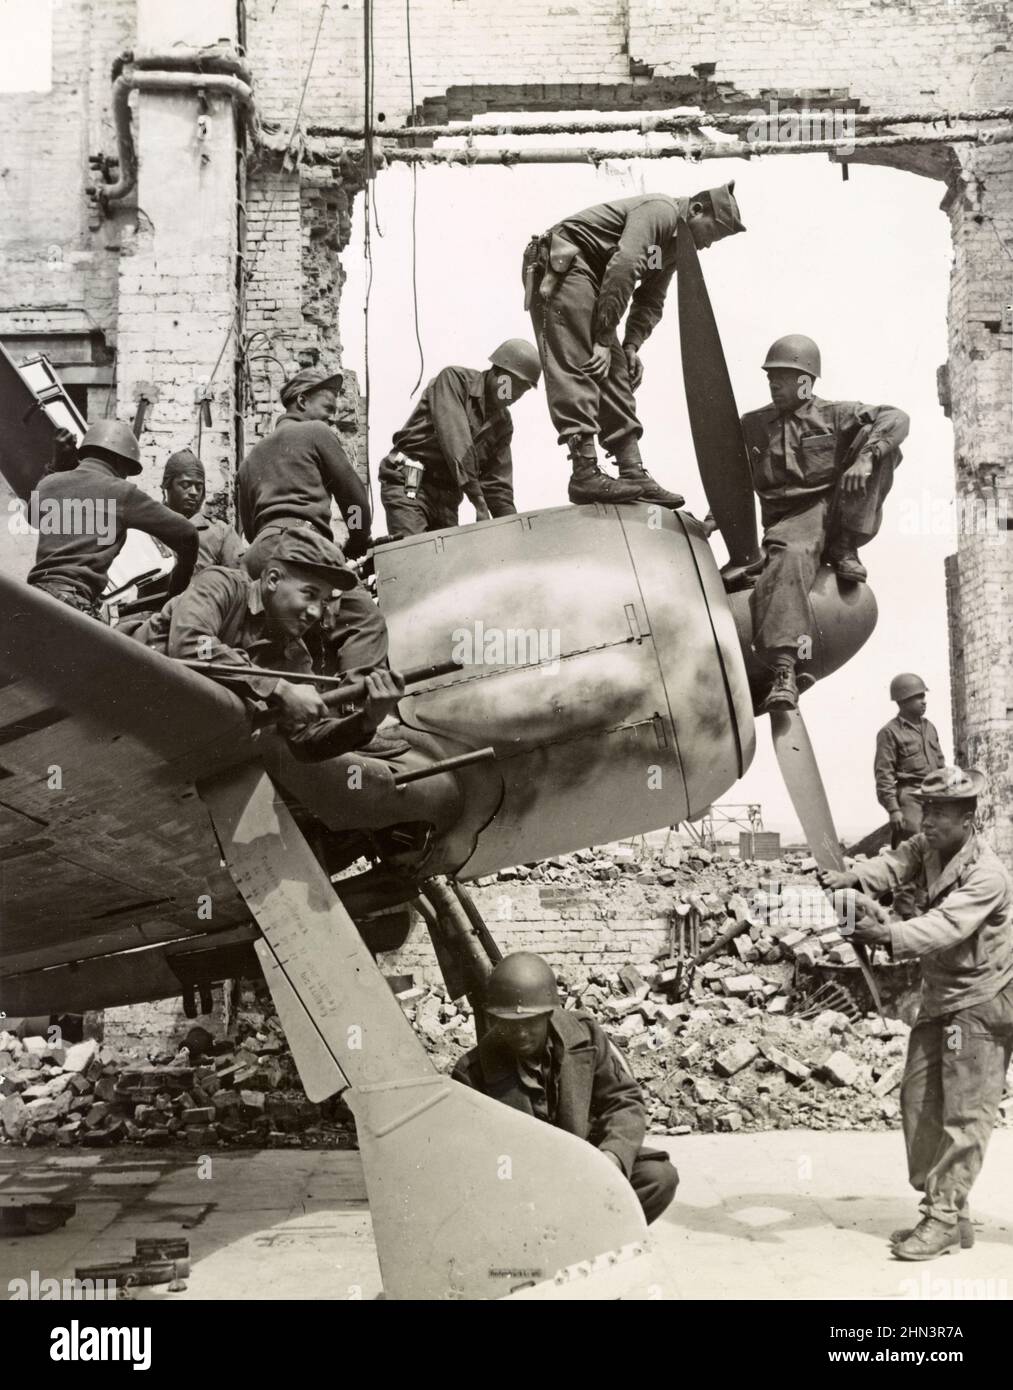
[406,0,425,394]
[362,0,375,515]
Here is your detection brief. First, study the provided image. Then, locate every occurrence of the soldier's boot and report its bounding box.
[612,439,685,510]
[827,533,868,583]
[760,652,798,714]
[891,1216,974,1249]
[891,1216,961,1261]
[566,437,645,505]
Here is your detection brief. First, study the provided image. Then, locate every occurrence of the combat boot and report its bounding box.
[760,656,798,713]
[567,437,645,505]
[891,1217,961,1261]
[612,439,685,510]
[827,533,868,583]
[891,1216,974,1250]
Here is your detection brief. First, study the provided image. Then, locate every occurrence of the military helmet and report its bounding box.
[762,335,821,379]
[483,952,558,1019]
[489,339,542,388]
[889,672,928,702]
[80,420,142,476]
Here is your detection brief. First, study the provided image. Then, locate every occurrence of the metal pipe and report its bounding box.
[369,126,1013,167]
[392,747,495,787]
[178,657,461,692]
[297,105,1013,142]
[98,71,257,209]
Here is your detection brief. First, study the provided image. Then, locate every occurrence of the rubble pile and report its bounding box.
[0,1001,357,1151]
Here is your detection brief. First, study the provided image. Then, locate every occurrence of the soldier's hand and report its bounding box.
[363,669,406,728]
[819,868,860,892]
[841,453,874,493]
[583,343,612,382]
[624,345,644,389]
[853,913,891,946]
[889,809,905,829]
[273,678,328,730]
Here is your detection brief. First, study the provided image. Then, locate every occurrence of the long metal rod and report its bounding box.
[292,105,1013,141]
[264,125,1013,170]
[378,127,1013,165]
[178,657,460,690]
[392,747,495,786]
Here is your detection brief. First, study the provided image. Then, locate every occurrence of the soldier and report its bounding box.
[26,420,197,619]
[379,340,541,538]
[131,528,404,761]
[875,674,946,845]
[823,767,1013,1261]
[524,183,745,506]
[742,336,910,712]
[238,366,387,683]
[160,448,245,573]
[452,952,678,1225]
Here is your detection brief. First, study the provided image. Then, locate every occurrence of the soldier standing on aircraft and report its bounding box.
[161,448,245,574]
[523,184,745,507]
[131,529,405,761]
[875,673,946,844]
[237,366,388,684]
[452,952,679,1226]
[26,421,198,619]
[379,340,541,538]
[742,336,910,713]
[823,767,1013,1262]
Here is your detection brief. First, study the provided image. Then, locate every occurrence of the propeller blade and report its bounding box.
[770,707,886,1020]
[677,224,761,571]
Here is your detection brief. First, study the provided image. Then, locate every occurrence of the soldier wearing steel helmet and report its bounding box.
[26,419,198,619]
[452,951,679,1225]
[875,673,946,845]
[379,339,541,538]
[823,767,1013,1262]
[742,336,910,712]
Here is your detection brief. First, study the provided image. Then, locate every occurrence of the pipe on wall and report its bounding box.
[97,68,256,210]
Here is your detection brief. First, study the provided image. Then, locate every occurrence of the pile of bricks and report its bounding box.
[0,1000,356,1151]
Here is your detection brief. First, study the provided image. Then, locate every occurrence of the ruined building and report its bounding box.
[0,0,1009,848]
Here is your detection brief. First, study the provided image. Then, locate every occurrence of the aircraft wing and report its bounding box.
[0,573,263,1015]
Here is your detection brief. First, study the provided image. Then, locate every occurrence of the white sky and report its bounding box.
[342,138,956,842]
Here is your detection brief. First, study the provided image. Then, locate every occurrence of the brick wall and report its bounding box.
[378,881,675,987]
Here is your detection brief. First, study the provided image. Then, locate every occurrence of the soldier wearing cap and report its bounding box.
[452,951,679,1225]
[130,528,405,759]
[237,366,388,681]
[742,336,910,713]
[523,184,745,508]
[875,673,946,845]
[161,448,246,574]
[379,339,541,538]
[27,420,198,619]
[823,767,1013,1262]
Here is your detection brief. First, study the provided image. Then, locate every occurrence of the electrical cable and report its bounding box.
[406,0,424,394]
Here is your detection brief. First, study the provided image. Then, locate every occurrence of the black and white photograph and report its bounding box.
[0,0,1010,1348]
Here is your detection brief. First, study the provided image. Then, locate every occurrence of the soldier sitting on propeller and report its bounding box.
[452,952,678,1225]
[380,340,541,539]
[822,767,1013,1263]
[742,335,909,712]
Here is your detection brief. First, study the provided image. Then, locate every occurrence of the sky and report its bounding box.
[341,130,956,842]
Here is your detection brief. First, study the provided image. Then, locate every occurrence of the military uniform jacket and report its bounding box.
[451,1008,646,1176]
[739,397,910,527]
[552,194,692,350]
[856,832,1013,1018]
[874,715,945,813]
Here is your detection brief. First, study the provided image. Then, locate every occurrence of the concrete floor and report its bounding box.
[1,1132,1011,1301]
